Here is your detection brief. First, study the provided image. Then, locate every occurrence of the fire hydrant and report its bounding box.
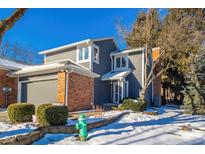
[75,114,88,141]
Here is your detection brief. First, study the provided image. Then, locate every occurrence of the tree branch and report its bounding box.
[0,8,28,44]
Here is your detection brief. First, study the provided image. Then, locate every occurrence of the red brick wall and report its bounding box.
[152,48,162,105]
[153,63,161,97]
[57,71,66,104]
[0,70,17,107]
[67,72,93,112]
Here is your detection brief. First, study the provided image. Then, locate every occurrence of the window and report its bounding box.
[115,56,128,69]
[84,47,89,59]
[121,57,126,67]
[78,47,89,62]
[116,57,121,68]
[93,46,99,64]
[79,48,83,61]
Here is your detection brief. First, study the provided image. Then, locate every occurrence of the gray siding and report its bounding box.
[145,49,153,105]
[126,51,143,99]
[46,47,77,62]
[45,46,90,69]
[126,49,153,104]
[80,62,90,69]
[93,39,118,105]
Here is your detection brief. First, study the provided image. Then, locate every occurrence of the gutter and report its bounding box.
[110,47,144,56]
[38,39,91,55]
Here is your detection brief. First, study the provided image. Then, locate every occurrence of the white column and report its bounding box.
[121,80,124,100]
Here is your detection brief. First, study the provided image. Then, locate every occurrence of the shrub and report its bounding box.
[36,103,52,126]
[7,103,35,123]
[119,98,147,112]
[37,104,68,127]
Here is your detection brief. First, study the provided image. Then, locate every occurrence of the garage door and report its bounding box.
[21,79,58,106]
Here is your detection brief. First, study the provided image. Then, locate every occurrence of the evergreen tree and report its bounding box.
[158,8,204,104]
[183,49,205,115]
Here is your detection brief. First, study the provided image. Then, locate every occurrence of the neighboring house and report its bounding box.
[0,58,28,108]
[2,37,161,111]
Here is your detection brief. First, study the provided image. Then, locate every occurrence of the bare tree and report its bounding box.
[0,8,27,44]
[118,8,204,103]
[117,9,165,100]
[0,41,42,64]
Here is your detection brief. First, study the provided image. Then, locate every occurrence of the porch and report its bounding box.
[102,70,131,105]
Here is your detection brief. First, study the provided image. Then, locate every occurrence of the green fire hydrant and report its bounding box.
[75,114,88,141]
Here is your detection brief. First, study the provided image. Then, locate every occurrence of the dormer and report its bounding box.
[113,55,129,71]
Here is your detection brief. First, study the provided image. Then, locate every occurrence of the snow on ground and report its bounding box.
[0,122,37,139]
[33,107,205,145]
[67,110,128,126]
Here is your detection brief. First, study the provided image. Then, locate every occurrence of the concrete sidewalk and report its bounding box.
[0,110,8,122]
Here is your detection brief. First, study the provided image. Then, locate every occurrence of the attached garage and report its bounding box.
[10,60,99,111]
[21,79,58,105]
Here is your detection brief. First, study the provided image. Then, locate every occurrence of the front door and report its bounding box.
[112,80,129,104]
[113,82,119,104]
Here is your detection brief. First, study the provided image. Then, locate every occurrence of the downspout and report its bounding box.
[65,70,69,106]
[17,77,21,102]
[110,54,113,103]
[110,54,113,71]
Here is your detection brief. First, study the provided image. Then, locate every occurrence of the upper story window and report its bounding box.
[116,57,121,68]
[77,47,89,63]
[79,48,83,61]
[93,46,99,64]
[84,47,89,59]
[114,56,128,70]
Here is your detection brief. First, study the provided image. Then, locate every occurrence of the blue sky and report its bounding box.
[0,8,167,63]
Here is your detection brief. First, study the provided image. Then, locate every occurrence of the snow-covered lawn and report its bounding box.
[33,107,205,145]
[0,122,37,139]
[67,110,128,125]
[0,110,125,140]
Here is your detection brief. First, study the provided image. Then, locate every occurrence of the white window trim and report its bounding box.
[76,46,90,63]
[92,44,99,64]
[114,55,129,71]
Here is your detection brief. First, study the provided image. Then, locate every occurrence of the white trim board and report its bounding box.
[39,37,118,55]
[110,47,144,56]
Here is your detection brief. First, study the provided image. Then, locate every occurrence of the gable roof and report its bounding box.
[39,37,118,55]
[10,59,100,78]
[0,58,29,70]
[110,47,144,56]
[102,69,131,81]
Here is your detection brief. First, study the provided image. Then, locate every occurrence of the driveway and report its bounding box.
[0,110,9,122]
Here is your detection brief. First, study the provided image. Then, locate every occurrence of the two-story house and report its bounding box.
[10,37,161,111]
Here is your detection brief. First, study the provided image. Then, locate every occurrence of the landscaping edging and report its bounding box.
[0,112,129,145]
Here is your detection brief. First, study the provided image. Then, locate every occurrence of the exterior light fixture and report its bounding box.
[2,86,12,108]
